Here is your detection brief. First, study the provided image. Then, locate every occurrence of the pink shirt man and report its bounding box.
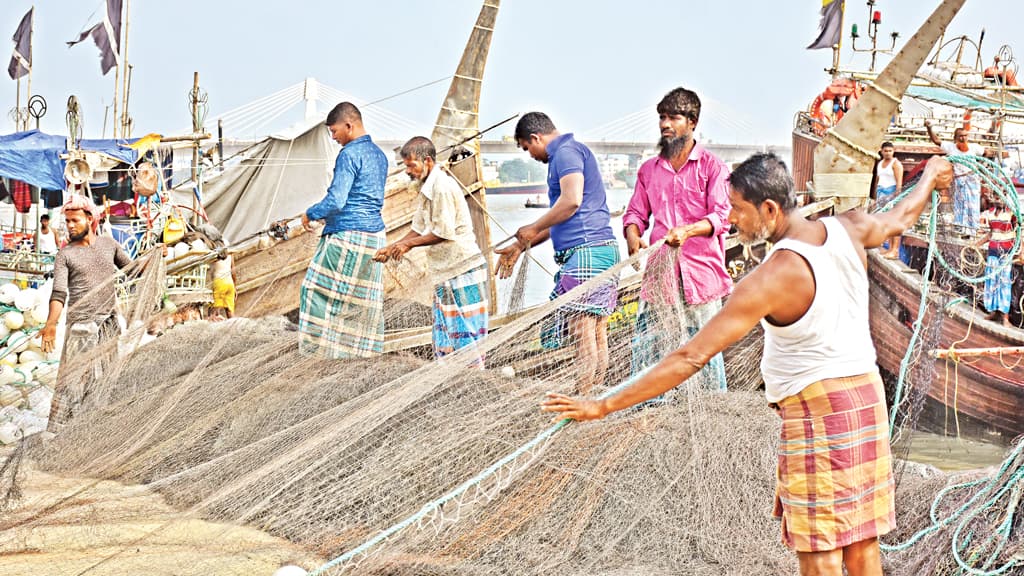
[623,144,733,305]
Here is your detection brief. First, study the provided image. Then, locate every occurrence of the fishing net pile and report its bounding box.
[0,166,1019,574]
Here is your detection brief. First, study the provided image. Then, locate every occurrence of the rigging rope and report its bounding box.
[877,155,1024,574]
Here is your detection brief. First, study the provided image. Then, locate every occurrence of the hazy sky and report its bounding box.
[1,0,1018,145]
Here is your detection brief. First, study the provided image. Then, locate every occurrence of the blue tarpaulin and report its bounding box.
[0,129,139,190]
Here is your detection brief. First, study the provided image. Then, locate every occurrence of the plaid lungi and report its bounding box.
[541,240,621,349]
[631,297,727,392]
[773,371,895,552]
[299,230,385,359]
[984,251,1014,314]
[433,263,489,367]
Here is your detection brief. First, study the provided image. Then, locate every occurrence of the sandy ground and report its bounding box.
[0,464,321,576]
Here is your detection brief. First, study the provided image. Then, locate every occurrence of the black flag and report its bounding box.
[7,8,32,80]
[807,0,844,50]
[67,0,123,75]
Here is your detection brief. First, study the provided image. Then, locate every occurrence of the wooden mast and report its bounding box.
[431,0,500,313]
[813,0,966,212]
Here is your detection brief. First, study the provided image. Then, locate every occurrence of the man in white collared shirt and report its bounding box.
[375,136,489,366]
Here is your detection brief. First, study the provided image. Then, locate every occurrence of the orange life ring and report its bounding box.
[984,66,1019,87]
[809,78,862,136]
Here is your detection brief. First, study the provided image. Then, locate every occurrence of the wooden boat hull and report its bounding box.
[867,250,1024,440]
[231,147,484,318]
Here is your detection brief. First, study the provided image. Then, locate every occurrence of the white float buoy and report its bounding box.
[13,288,37,312]
[272,566,309,576]
[0,284,19,305]
[500,366,516,378]
[3,311,24,331]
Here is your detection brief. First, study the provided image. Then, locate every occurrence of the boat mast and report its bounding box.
[431,0,500,312]
[120,0,131,137]
[813,0,966,212]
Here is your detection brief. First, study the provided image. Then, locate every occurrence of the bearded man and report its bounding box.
[374,136,488,366]
[42,194,132,427]
[622,87,733,391]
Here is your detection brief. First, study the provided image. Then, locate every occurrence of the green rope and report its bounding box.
[877,156,1024,574]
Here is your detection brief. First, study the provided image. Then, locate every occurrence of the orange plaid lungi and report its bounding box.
[772,371,896,552]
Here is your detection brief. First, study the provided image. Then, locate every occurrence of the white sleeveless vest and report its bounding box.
[760,218,877,402]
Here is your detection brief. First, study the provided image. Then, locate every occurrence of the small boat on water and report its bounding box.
[524,194,548,208]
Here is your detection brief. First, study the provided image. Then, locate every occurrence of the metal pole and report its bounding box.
[217,119,224,163]
[15,77,21,131]
[120,0,131,137]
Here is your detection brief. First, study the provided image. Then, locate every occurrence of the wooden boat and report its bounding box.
[227,0,501,319]
[868,244,1024,440]
[798,0,1024,440]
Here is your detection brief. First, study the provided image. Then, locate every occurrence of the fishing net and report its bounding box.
[871,156,1024,575]
[0,158,1020,575]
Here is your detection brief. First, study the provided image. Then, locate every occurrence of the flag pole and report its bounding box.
[832,0,846,79]
[120,0,131,137]
[112,67,120,138]
[26,6,32,112]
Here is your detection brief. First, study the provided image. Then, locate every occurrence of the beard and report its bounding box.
[658,133,691,160]
[737,219,771,247]
[68,227,89,242]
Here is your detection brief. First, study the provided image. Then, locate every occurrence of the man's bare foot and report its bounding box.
[986,310,1004,322]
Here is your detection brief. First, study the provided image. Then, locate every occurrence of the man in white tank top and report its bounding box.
[873,142,903,259]
[544,154,954,576]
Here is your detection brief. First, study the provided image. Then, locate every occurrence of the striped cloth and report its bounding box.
[433,263,489,367]
[772,371,895,552]
[299,230,385,359]
[541,240,621,349]
[982,208,1017,314]
[631,297,727,392]
[10,179,32,214]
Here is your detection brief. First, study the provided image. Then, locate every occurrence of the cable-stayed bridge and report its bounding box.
[209,79,789,164]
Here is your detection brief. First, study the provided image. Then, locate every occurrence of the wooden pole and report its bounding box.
[25,10,32,129]
[931,346,1024,360]
[191,72,200,225]
[120,0,131,137]
[112,67,121,138]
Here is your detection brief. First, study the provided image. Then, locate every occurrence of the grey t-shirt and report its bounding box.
[51,236,132,324]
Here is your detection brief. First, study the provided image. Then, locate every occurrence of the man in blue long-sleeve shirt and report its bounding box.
[298,101,389,358]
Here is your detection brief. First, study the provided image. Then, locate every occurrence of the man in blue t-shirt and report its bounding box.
[496,112,620,394]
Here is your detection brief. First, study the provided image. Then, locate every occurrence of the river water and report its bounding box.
[486,187,1013,473]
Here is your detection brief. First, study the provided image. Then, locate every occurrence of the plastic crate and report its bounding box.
[167,264,209,293]
[116,263,213,310]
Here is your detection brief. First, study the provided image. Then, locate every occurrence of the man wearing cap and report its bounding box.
[41,194,132,427]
